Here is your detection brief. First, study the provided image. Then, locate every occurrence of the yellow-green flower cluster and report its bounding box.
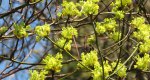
[30,70,48,80]
[132,19,150,40]
[132,25,150,41]
[96,22,106,34]
[134,53,150,71]
[62,1,80,16]
[92,62,102,80]
[61,0,99,17]
[111,0,131,19]
[104,18,117,31]
[96,18,117,35]
[92,18,121,42]
[139,40,150,53]
[13,23,30,39]
[56,38,72,51]
[131,17,145,28]
[30,53,63,80]
[111,61,127,77]
[109,31,121,42]
[0,26,8,35]
[87,35,96,44]
[35,24,50,37]
[112,0,132,11]
[43,53,63,72]
[78,50,127,79]
[61,26,78,39]
[78,50,98,68]
[80,1,99,15]
[131,17,150,53]
[35,24,50,41]
[92,61,112,80]
[115,10,125,19]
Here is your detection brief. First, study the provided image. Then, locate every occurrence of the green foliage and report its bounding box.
[30,70,48,80]
[134,53,150,71]
[13,23,30,39]
[61,26,78,39]
[43,53,63,72]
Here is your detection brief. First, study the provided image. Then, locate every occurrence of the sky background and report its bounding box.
[0,0,54,80]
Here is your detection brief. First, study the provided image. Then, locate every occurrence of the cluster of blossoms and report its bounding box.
[13,22,30,39]
[55,26,78,51]
[95,18,121,42]
[131,17,150,53]
[30,70,48,80]
[130,17,150,71]
[78,50,127,79]
[0,26,8,35]
[134,53,150,71]
[60,0,99,17]
[30,53,63,80]
[35,24,50,41]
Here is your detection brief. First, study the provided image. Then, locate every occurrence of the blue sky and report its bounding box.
[0,0,54,80]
